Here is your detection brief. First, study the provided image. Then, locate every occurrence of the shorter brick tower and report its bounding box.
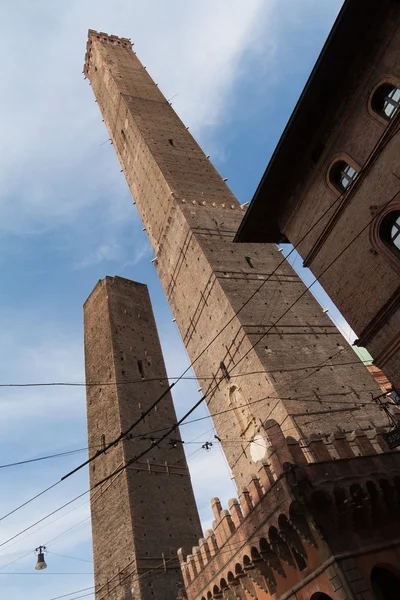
[84,276,202,600]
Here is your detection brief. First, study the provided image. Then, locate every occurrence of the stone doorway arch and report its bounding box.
[371,566,400,600]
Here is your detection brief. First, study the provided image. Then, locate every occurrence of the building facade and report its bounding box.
[84,276,201,600]
[236,0,400,394]
[84,28,387,492]
[82,3,400,598]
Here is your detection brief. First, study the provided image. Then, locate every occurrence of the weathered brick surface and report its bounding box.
[84,276,201,600]
[83,31,388,492]
[271,11,400,390]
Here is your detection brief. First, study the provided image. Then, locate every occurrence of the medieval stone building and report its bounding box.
[236,0,400,395]
[84,277,201,599]
[82,1,400,598]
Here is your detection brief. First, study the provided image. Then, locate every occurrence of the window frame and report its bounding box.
[370,198,400,275]
[326,155,361,196]
[380,210,400,255]
[368,77,400,127]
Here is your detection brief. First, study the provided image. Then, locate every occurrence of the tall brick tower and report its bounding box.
[84,276,201,600]
[83,31,389,491]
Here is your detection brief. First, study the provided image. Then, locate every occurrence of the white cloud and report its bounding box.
[0,0,275,240]
[0,2,346,599]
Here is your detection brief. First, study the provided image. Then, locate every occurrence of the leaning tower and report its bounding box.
[83,30,400,600]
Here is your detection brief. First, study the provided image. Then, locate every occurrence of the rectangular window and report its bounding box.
[220,361,230,382]
[137,360,145,378]
[245,256,254,269]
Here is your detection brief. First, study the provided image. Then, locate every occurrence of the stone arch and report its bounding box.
[243,554,251,567]
[212,584,221,598]
[219,578,228,591]
[289,501,316,547]
[250,546,261,561]
[207,591,212,600]
[234,563,243,576]
[371,564,400,600]
[278,514,307,571]
[333,486,348,507]
[264,419,285,448]
[227,571,235,584]
[258,536,285,577]
[269,526,295,568]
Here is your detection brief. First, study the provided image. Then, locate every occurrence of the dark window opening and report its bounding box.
[371,566,400,600]
[137,360,145,379]
[245,256,254,269]
[292,547,307,571]
[329,160,358,192]
[380,210,400,256]
[220,362,230,382]
[101,434,106,451]
[372,83,400,121]
[168,139,175,146]
[121,129,126,138]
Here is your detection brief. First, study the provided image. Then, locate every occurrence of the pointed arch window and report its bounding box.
[371,83,400,121]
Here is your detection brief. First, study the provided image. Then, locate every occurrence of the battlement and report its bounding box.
[83,30,132,77]
[178,421,400,600]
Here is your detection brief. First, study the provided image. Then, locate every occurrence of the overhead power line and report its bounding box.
[1,129,396,551]
[0,491,89,550]
[62,122,400,490]
[0,358,371,389]
[93,179,400,489]
[0,448,88,470]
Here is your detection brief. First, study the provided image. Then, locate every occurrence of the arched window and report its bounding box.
[372,83,400,121]
[228,387,248,433]
[371,566,400,599]
[329,160,358,192]
[380,211,400,255]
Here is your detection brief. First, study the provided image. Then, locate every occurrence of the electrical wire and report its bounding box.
[0,448,88,470]
[0,358,370,389]
[1,132,397,553]
[55,133,383,483]
[0,572,94,575]
[31,54,400,600]
[97,173,400,482]
[0,423,215,555]
[0,380,382,535]
[0,390,387,570]
[0,491,89,550]
[47,552,92,564]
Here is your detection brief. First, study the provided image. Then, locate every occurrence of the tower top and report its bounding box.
[84,29,132,77]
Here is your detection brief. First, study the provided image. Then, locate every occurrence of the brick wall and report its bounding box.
[274,12,400,390]
[84,32,387,493]
[84,276,201,600]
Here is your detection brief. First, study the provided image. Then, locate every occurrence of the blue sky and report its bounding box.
[0,1,349,598]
